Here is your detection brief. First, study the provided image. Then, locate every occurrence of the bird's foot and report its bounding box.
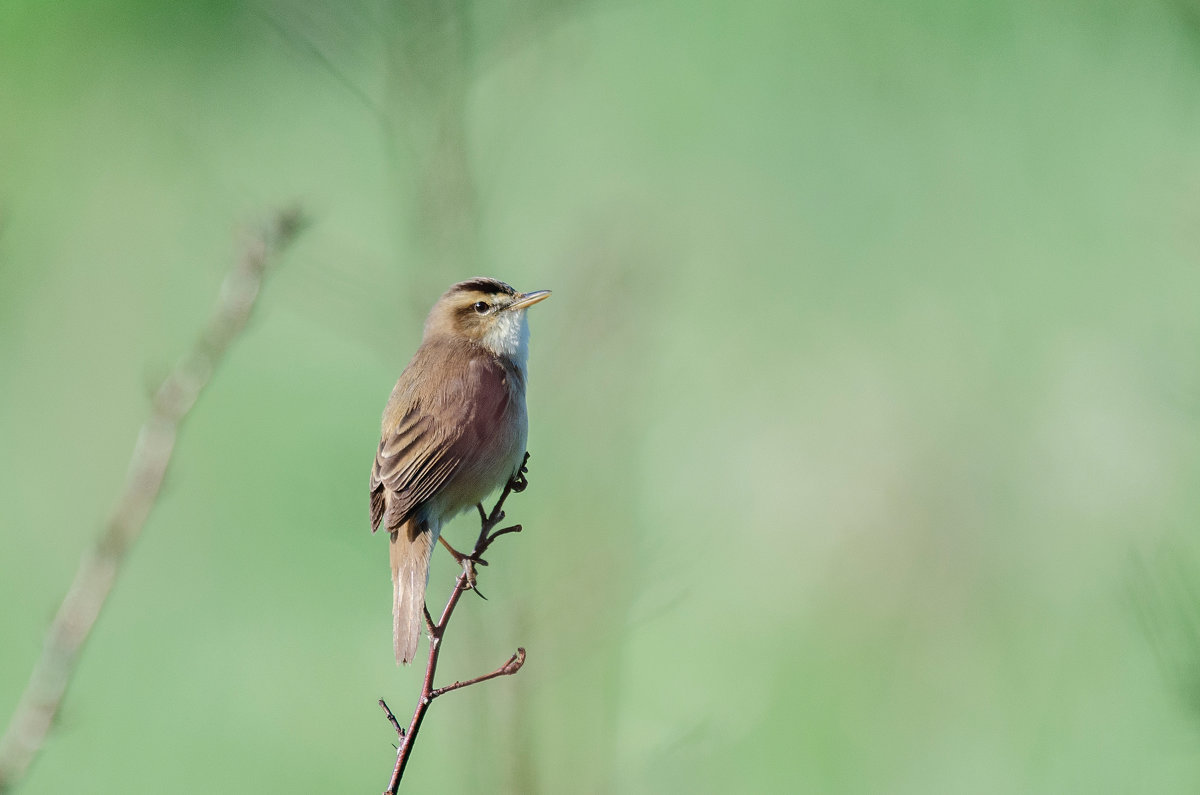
[438,536,488,591]
[508,453,530,494]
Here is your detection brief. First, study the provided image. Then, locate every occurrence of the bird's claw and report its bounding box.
[508,455,530,493]
[459,557,478,589]
[458,553,490,586]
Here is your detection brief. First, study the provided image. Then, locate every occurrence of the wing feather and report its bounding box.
[369,347,512,534]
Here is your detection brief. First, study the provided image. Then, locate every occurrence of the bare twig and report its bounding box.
[0,208,306,791]
[380,454,531,794]
[378,700,405,739]
[430,648,527,698]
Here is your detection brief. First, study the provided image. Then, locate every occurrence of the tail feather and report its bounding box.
[390,519,436,665]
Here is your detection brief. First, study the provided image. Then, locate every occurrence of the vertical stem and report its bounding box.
[382,458,528,792]
[386,581,469,792]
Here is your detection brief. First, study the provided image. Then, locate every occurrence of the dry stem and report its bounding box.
[0,209,306,791]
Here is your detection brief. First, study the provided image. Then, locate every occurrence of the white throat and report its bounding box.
[481,309,530,367]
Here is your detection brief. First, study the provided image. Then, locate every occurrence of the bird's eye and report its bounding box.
[473,301,490,314]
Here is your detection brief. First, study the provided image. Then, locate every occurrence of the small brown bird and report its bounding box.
[370,277,550,664]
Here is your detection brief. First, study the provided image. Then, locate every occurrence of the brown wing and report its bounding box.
[369,347,512,534]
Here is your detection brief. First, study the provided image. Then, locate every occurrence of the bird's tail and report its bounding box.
[390,519,435,665]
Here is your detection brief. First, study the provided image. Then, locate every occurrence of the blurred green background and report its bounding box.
[3,0,1200,791]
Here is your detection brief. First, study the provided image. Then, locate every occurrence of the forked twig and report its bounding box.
[0,209,306,792]
[379,454,530,794]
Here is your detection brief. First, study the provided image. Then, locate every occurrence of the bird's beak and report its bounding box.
[507,290,551,311]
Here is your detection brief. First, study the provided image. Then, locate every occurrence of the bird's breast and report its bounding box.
[424,351,528,524]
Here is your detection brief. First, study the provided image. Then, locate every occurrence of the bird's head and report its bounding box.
[424,277,551,363]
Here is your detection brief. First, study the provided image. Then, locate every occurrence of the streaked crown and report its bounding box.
[423,277,550,362]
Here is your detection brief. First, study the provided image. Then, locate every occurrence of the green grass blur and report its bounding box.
[3,0,1200,791]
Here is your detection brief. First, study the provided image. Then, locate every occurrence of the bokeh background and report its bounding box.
[3,0,1200,791]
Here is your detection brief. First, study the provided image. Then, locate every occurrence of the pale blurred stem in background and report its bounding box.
[379,457,531,793]
[380,0,481,305]
[266,0,591,301]
[0,209,306,792]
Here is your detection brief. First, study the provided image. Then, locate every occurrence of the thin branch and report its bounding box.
[430,648,526,699]
[380,454,530,794]
[378,700,405,739]
[0,208,306,792]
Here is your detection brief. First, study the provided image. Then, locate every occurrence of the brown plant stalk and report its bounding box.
[0,209,306,791]
[380,455,530,793]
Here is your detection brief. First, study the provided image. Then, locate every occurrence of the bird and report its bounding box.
[370,277,550,665]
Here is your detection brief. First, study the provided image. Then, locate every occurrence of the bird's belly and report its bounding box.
[430,410,526,524]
